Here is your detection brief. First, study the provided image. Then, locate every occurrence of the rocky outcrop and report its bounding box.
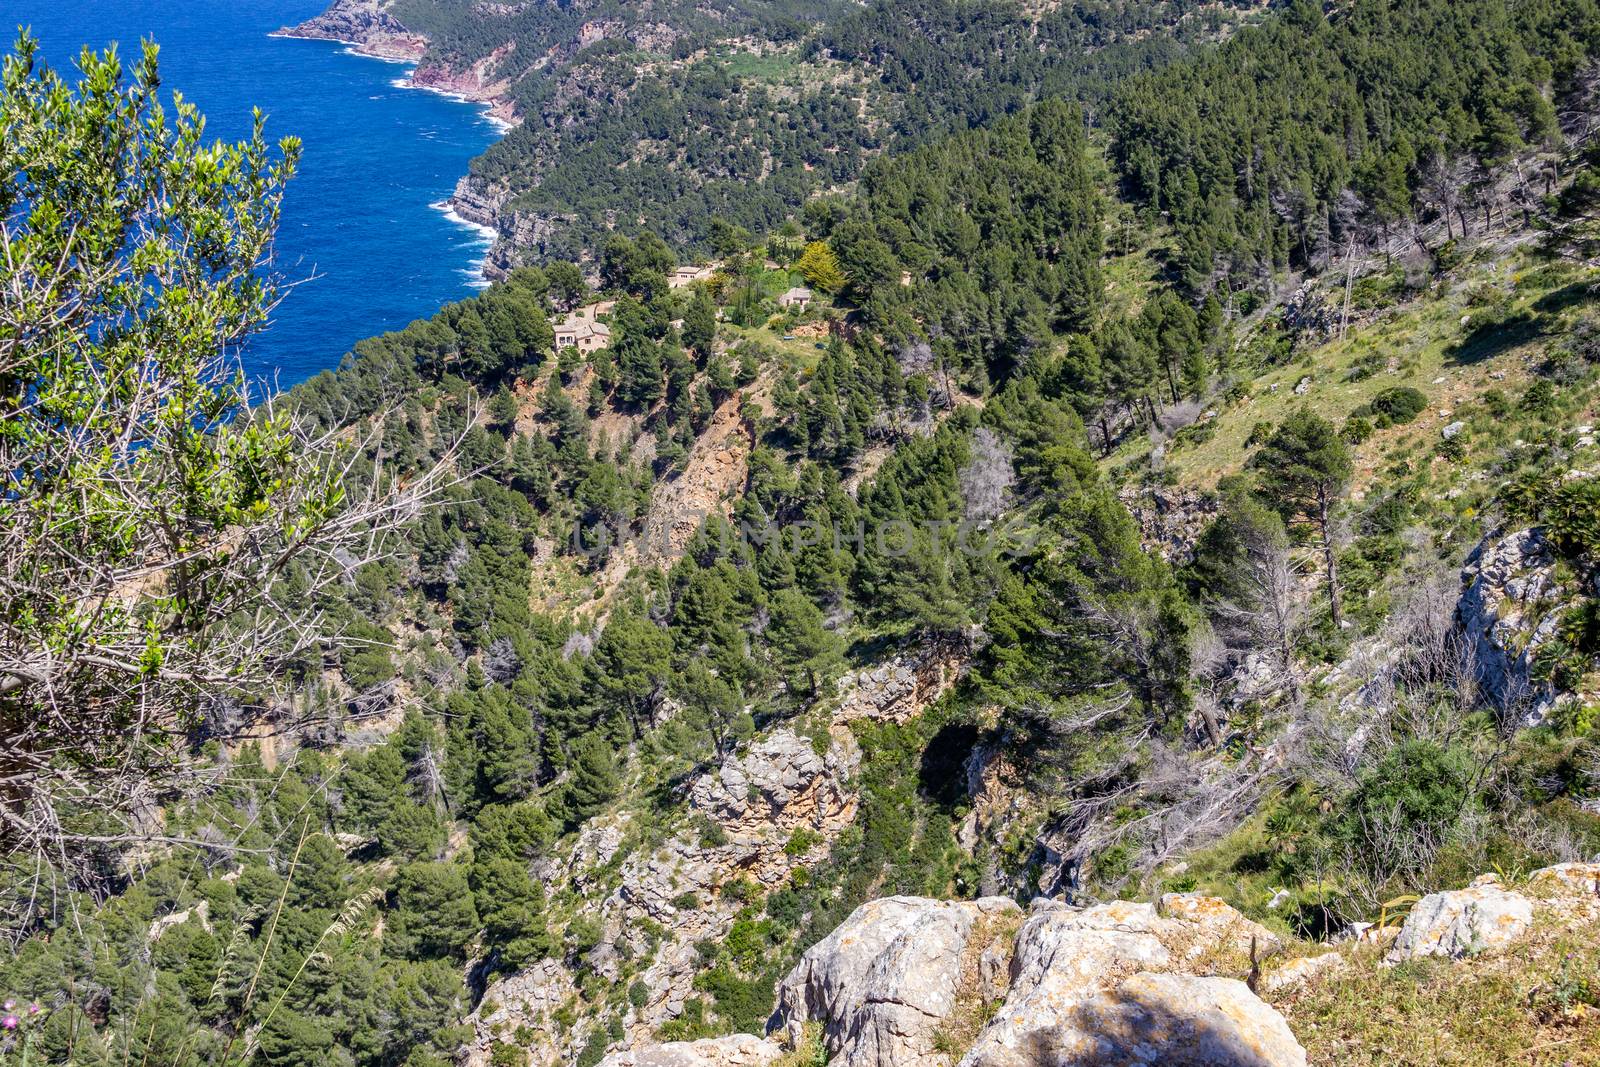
[413,42,521,125]
[834,643,969,725]
[1456,526,1566,724]
[768,894,1306,1067]
[464,959,579,1067]
[1118,486,1218,565]
[465,728,858,1067]
[688,729,854,837]
[596,1035,786,1067]
[277,0,427,60]
[1385,876,1534,962]
[775,896,1022,1067]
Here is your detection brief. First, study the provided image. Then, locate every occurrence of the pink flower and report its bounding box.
[1,1001,12,1011]
[28,1004,40,1015]
[1,1014,18,1030]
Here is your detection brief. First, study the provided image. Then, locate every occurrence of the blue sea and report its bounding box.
[2,0,503,388]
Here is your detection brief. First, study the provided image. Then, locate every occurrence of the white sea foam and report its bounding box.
[340,45,411,64]
[431,199,498,244]
[430,199,496,288]
[387,76,512,133]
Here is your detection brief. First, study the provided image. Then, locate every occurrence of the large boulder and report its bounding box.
[1157,893,1282,962]
[962,967,1303,1067]
[959,902,1170,1067]
[774,895,1022,1067]
[959,901,1305,1067]
[1063,974,1307,1067]
[596,1035,786,1067]
[1385,879,1533,962]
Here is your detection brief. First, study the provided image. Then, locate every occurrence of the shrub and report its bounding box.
[1366,387,1428,426]
[1341,740,1472,869]
[1522,379,1557,415]
[1342,416,1374,444]
[490,1044,529,1067]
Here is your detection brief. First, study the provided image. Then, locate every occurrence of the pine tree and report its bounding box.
[683,289,718,361]
[766,588,844,699]
[1250,409,1353,628]
[387,863,479,961]
[471,857,551,969]
[560,737,619,829]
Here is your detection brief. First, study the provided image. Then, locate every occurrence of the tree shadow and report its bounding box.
[918,721,978,810]
[1017,977,1290,1066]
[1533,280,1600,315]
[1447,310,1545,366]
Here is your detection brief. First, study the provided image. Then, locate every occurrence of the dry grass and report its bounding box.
[934,908,1025,1056]
[1275,908,1600,1065]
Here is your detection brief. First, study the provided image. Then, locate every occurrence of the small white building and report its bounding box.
[777,286,813,310]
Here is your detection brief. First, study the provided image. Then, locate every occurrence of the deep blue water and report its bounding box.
[2,0,502,388]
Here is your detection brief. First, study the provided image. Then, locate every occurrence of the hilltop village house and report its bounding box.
[668,263,718,289]
[554,302,614,353]
[778,286,814,310]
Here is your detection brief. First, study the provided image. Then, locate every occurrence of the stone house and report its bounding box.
[778,286,813,310]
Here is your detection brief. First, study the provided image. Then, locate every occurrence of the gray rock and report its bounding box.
[957,902,1171,1067]
[1385,881,1533,962]
[1529,861,1600,895]
[596,1035,786,1067]
[1157,893,1282,960]
[962,973,1306,1067]
[774,895,1022,1067]
[1456,528,1564,723]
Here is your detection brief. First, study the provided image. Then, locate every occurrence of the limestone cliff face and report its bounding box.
[1456,526,1569,724]
[461,728,860,1067]
[458,645,973,1067]
[278,0,427,61]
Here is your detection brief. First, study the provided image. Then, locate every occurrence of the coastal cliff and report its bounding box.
[275,0,427,61]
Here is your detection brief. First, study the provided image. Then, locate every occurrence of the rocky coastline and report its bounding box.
[271,0,429,63]
[276,0,525,277]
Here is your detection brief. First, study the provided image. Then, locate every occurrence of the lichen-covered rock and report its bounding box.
[1529,861,1600,896]
[1158,893,1282,961]
[1385,881,1533,962]
[962,971,1305,1067]
[774,895,1022,1067]
[596,1035,786,1067]
[1260,951,1347,994]
[957,901,1172,1067]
